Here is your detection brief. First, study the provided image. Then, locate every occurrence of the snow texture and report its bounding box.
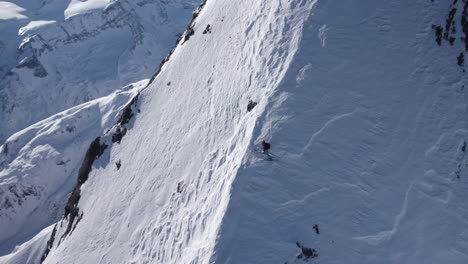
[3,0,468,263]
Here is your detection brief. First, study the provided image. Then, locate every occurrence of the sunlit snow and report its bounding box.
[64,0,111,19]
[0,1,27,20]
[18,20,56,35]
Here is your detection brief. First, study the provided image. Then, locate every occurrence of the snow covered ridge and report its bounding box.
[65,0,113,19]
[0,80,145,259]
[0,0,199,144]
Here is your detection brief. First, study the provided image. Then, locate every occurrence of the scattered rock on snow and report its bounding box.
[203,24,212,34]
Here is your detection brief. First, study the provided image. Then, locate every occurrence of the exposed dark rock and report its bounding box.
[313,224,320,234]
[42,83,142,262]
[6,185,41,207]
[117,95,139,126]
[203,24,212,34]
[2,101,16,114]
[16,56,48,78]
[462,0,468,50]
[40,1,214,260]
[184,25,195,42]
[112,126,127,143]
[40,224,57,263]
[456,141,467,179]
[177,181,184,193]
[458,52,465,66]
[444,8,457,43]
[296,242,318,260]
[65,126,75,133]
[2,142,8,154]
[112,94,138,144]
[247,100,257,112]
[2,197,13,210]
[432,25,443,45]
[61,137,107,240]
[72,212,84,233]
[17,35,52,57]
[34,65,48,78]
[432,1,468,65]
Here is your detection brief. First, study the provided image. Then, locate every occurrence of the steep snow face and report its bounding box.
[0,0,199,143]
[0,80,145,259]
[12,0,468,264]
[212,0,468,263]
[39,0,315,263]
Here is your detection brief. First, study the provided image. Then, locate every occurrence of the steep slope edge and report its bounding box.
[40,0,315,263]
[212,0,468,263]
[0,80,145,259]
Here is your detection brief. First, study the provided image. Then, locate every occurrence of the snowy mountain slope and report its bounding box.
[0,80,145,258]
[37,0,316,263]
[212,1,468,263]
[6,0,468,263]
[0,0,199,143]
[0,225,53,264]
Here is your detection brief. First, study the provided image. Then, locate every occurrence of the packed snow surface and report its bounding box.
[0,2,27,20]
[3,0,468,263]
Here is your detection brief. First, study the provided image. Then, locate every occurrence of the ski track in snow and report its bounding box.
[300,110,357,156]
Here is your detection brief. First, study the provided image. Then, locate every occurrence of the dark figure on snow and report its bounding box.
[262,140,272,161]
[247,100,257,112]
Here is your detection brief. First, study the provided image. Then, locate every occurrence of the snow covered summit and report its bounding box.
[3,0,468,263]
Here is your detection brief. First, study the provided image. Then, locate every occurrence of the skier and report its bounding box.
[262,140,272,161]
